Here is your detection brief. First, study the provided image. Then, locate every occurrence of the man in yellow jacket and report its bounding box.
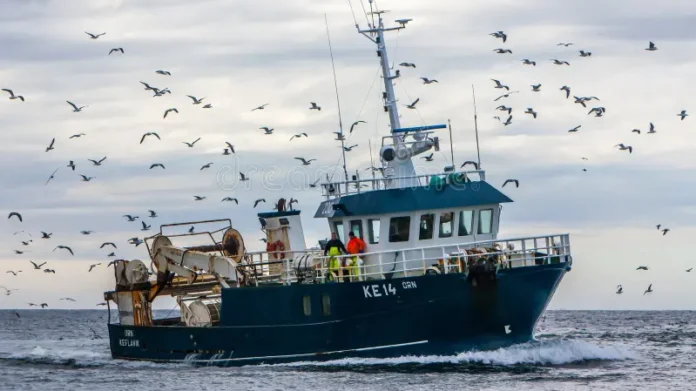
[324,233,347,282]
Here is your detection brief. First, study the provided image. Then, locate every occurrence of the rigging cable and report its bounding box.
[325,14,349,183]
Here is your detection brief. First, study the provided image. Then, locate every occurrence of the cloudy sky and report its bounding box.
[1,0,695,310]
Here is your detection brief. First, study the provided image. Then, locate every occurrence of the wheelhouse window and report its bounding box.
[478,209,494,235]
[349,220,363,239]
[419,214,434,240]
[439,212,454,238]
[458,210,474,236]
[368,219,380,244]
[389,216,411,243]
[333,221,345,243]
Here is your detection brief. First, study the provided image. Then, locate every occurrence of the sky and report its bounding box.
[1,0,695,310]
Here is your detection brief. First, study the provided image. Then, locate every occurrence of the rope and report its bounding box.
[325,14,349,183]
[347,0,359,26]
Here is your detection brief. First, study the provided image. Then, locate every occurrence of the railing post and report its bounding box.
[403,251,408,277]
[378,253,384,279]
[441,247,447,274]
[521,240,527,267]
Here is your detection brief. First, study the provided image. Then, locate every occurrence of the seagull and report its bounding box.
[6,271,21,276]
[290,133,308,141]
[343,144,358,152]
[616,285,623,294]
[69,133,86,139]
[221,197,238,204]
[579,50,592,57]
[222,149,231,156]
[421,77,439,84]
[45,168,59,185]
[399,62,416,68]
[253,199,266,208]
[252,103,269,111]
[193,196,206,201]
[65,161,76,171]
[141,222,150,231]
[1,89,25,101]
[644,284,653,295]
[202,103,212,108]
[530,84,541,92]
[108,48,124,55]
[140,132,161,144]
[573,96,588,107]
[100,242,117,249]
[150,163,165,169]
[148,210,157,218]
[288,198,299,210]
[496,105,512,114]
[53,245,74,255]
[560,86,571,99]
[648,122,656,134]
[460,161,479,170]
[8,212,22,222]
[40,303,48,308]
[183,137,201,148]
[163,108,178,119]
[489,31,507,42]
[646,41,658,51]
[140,81,158,91]
[687,268,693,272]
[334,132,346,141]
[188,227,195,234]
[30,261,46,270]
[615,144,633,153]
[80,230,94,235]
[259,127,274,134]
[503,179,519,188]
[350,120,367,133]
[632,129,641,134]
[239,172,249,181]
[60,297,76,301]
[85,32,106,39]
[588,107,606,116]
[568,125,581,133]
[309,178,320,188]
[309,102,321,111]
[129,238,144,246]
[521,59,536,66]
[662,228,670,236]
[494,91,519,101]
[187,95,205,105]
[200,163,213,170]
[88,157,107,166]
[107,253,115,258]
[557,42,573,47]
[494,48,512,54]
[678,110,688,120]
[524,108,537,119]
[656,224,661,230]
[45,138,55,152]
[503,116,513,126]
[422,153,434,162]
[155,70,171,75]
[66,101,87,112]
[551,59,570,65]
[636,266,649,271]
[406,98,419,109]
[14,250,26,255]
[491,79,510,91]
[295,157,316,166]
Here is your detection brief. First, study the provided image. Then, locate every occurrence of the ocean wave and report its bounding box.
[262,339,638,368]
[0,345,183,369]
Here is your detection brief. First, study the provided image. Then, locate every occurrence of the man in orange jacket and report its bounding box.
[346,232,366,281]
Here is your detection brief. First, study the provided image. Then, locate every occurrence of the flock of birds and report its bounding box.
[0,22,688,310]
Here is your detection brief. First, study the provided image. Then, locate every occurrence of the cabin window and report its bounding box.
[389,216,411,242]
[478,209,494,235]
[439,212,454,238]
[349,220,363,239]
[302,296,312,316]
[458,210,474,236]
[333,221,345,243]
[419,214,434,240]
[368,219,380,244]
[321,295,331,316]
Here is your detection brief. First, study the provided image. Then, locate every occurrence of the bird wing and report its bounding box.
[8,212,22,221]
[98,157,107,163]
[294,157,306,163]
[65,101,78,110]
[192,137,201,145]
[1,88,13,97]
[412,98,419,106]
[186,95,198,102]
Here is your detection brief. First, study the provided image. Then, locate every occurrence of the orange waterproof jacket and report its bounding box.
[347,237,366,254]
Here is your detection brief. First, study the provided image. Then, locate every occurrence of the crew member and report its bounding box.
[346,231,366,281]
[324,232,347,281]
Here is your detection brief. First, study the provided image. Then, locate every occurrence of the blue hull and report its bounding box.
[108,262,569,366]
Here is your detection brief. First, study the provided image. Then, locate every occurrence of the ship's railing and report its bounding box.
[311,233,571,283]
[321,169,486,198]
[232,233,570,287]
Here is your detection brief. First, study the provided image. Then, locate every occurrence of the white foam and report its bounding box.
[264,340,638,367]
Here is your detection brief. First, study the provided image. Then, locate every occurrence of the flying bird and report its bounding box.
[163,108,178,119]
[100,242,117,249]
[343,144,358,152]
[80,230,94,235]
[560,86,571,99]
[422,153,434,162]
[494,91,519,101]
[636,266,649,271]
[140,132,161,144]
[503,116,513,126]
[69,133,86,139]
[45,138,55,152]
[141,222,151,231]
[239,172,249,181]
[494,48,512,54]
[687,268,693,272]
[253,199,266,208]
[187,95,205,105]
[295,157,316,165]
[290,133,308,141]
[421,77,439,84]
[193,196,206,201]
[524,108,538,119]
[491,79,509,90]
[588,107,606,116]
[460,161,479,170]
[309,102,321,111]
[88,157,107,166]
[30,261,46,269]
[502,179,519,188]
[155,70,171,75]
[108,48,124,55]
[551,59,570,65]
[60,297,76,301]
[224,142,235,154]
[85,32,106,39]
[252,103,269,111]
[496,105,512,114]
[183,137,201,148]
[66,101,87,112]
[616,285,623,294]
[678,110,688,120]
[8,212,22,222]
[614,144,633,153]
[557,42,573,47]
[406,98,420,109]
[350,120,367,133]
[489,31,507,42]
[53,245,74,255]
[568,125,581,133]
[530,84,541,92]
[150,163,165,169]
[644,284,653,295]
[200,163,213,170]
[632,129,641,134]
[1,88,24,101]
[202,103,212,108]
[646,41,658,51]
[6,271,21,276]
[399,62,416,68]
[648,122,656,134]
[579,50,592,57]
[140,81,158,91]
[259,127,274,134]
[221,197,238,204]
[662,228,670,236]
[521,59,536,66]
[45,168,59,185]
[148,210,157,218]
[40,303,48,308]
[67,161,76,171]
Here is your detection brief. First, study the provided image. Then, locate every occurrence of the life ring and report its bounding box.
[268,240,285,259]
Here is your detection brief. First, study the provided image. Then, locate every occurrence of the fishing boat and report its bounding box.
[105,10,573,366]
